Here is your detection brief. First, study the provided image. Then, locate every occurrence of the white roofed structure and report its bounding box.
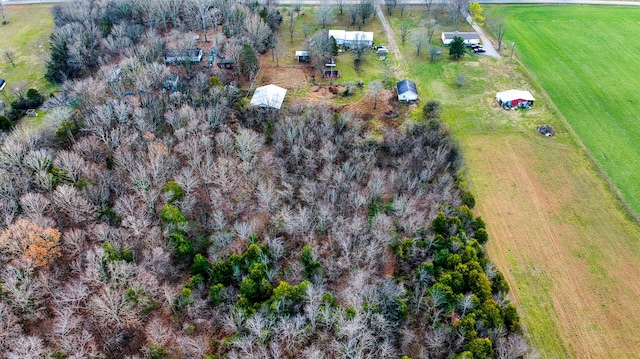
[328,30,374,47]
[495,90,535,107]
[250,84,287,109]
[496,90,535,103]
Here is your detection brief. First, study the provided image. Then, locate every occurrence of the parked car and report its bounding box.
[473,46,486,53]
[0,78,5,91]
[376,46,388,55]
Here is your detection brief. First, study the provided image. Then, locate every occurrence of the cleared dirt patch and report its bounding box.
[260,65,310,90]
[461,133,640,358]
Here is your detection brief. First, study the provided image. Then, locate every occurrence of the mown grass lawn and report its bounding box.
[0,4,56,103]
[267,5,390,95]
[488,5,640,218]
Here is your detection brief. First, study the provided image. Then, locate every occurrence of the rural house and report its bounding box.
[250,84,287,109]
[163,48,204,64]
[495,89,535,108]
[396,79,418,102]
[441,32,480,46]
[328,30,374,47]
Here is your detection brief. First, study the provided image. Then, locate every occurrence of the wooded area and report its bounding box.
[0,0,527,358]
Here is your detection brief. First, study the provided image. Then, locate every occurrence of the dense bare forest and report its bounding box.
[0,0,529,358]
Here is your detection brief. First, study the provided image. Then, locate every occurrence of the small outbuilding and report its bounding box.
[250,84,287,109]
[496,89,535,108]
[163,48,203,64]
[216,58,234,69]
[295,51,311,62]
[396,79,418,102]
[441,32,480,46]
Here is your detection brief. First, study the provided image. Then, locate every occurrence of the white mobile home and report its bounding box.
[328,30,374,47]
[441,32,480,46]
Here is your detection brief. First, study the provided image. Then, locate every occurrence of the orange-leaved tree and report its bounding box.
[0,219,61,268]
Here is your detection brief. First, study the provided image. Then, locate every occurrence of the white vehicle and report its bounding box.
[376,46,388,55]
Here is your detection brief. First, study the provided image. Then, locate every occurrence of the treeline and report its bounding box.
[0,0,530,358]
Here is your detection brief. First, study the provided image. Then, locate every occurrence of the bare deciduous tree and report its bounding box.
[3,49,16,66]
[399,22,412,45]
[356,0,374,28]
[398,0,408,17]
[52,184,95,224]
[335,0,345,15]
[412,30,426,56]
[5,335,47,359]
[314,3,335,29]
[425,19,438,44]
[367,80,384,110]
[0,3,8,25]
[384,0,397,15]
[489,14,507,51]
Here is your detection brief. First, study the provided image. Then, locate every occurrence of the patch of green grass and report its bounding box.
[489,5,640,217]
[0,4,56,103]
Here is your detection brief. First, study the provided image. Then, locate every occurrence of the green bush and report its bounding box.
[145,343,168,359]
[160,204,187,224]
[300,245,323,281]
[167,231,194,260]
[47,351,67,359]
[175,287,195,309]
[102,242,134,263]
[210,283,224,306]
[191,253,212,277]
[163,181,185,202]
[465,337,493,359]
[0,116,13,132]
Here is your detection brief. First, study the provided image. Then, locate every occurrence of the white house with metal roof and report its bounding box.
[328,30,374,47]
[441,32,480,46]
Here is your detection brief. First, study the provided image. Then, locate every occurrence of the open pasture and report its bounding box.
[489,5,640,218]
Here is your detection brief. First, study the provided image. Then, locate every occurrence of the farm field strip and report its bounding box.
[489,5,640,218]
[463,133,640,358]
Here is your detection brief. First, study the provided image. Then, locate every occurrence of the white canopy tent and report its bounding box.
[250,84,287,109]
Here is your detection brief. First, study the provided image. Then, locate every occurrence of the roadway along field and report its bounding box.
[491,5,640,219]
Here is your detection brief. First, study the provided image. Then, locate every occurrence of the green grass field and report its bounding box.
[488,5,640,218]
[0,4,56,103]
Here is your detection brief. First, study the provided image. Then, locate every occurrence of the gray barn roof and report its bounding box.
[397,79,417,95]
